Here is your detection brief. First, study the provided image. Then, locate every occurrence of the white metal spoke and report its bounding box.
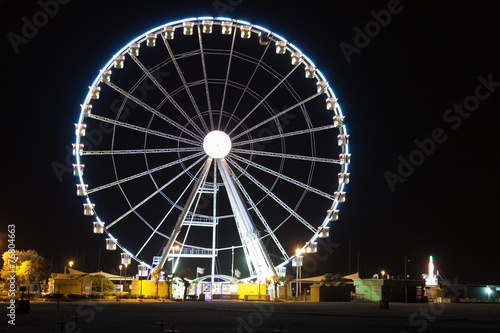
[136,164,202,257]
[106,155,206,229]
[83,147,202,156]
[232,124,337,147]
[88,114,200,146]
[231,167,289,261]
[226,157,317,234]
[228,64,301,137]
[128,53,206,138]
[161,35,210,133]
[231,92,322,141]
[231,148,341,164]
[196,24,214,130]
[218,27,237,130]
[105,81,204,142]
[155,158,213,273]
[87,152,204,194]
[229,153,335,201]
[223,42,271,133]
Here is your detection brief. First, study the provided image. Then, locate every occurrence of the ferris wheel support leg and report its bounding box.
[217,158,277,282]
[154,157,214,276]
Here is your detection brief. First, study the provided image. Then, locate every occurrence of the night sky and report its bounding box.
[1,0,499,283]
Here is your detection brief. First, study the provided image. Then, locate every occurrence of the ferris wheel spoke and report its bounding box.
[217,27,237,130]
[223,42,271,133]
[105,82,204,142]
[230,167,290,261]
[87,152,204,194]
[106,155,206,229]
[128,54,206,139]
[232,124,337,147]
[88,113,200,146]
[135,168,201,257]
[196,24,214,131]
[226,157,317,234]
[231,148,341,164]
[229,153,335,201]
[228,64,301,137]
[82,147,202,156]
[161,35,210,133]
[231,91,322,141]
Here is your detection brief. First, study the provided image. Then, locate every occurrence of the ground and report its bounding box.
[2,300,499,332]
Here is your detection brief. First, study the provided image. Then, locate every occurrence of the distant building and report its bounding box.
[353,278,425,302]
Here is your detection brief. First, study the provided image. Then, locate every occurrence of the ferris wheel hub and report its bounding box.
[203,130,232,158]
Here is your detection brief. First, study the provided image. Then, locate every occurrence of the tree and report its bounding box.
[279,274,294,300]
[82,274,115,293]
[1,249,51,286]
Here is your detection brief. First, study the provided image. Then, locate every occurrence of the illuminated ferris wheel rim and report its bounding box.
[73,16,350,273]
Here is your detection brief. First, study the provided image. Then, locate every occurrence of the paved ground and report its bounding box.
[2,300,500,332]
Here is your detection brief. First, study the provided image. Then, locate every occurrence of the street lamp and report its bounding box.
[119,265,123,289]
[381,270,385,279]
[65,261,74,274]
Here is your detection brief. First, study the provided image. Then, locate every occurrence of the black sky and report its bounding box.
[1,0,499,282]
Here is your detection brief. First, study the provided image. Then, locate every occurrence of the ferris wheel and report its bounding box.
[73,17,350,281]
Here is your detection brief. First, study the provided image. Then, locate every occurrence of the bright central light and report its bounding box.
[203,131,231,158]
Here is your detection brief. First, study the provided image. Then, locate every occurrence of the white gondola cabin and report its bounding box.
[339,153,351,165]
[146,33,157,47]
[316,81,328,94]
[129,43,140,57]
[275,40,287,54]
[221,21,233,35]
[327,209,339,221]
[335,191,346,203]
[259,32,269,45]
[93,221,104,234]
[164,26,175,40]
[100,70,112,83]
[90,86,101,99]
[326,97,337,110]
[305,66,316,79]
[83,203,95,216]
[240,25,251,39]
[121,253,131,265]
[75,123,87,137]
[138,264,149,277]
[82,104,92,117]
[76,184,88,196]
[332,115,344,128]
[291,52,302,66]
[338,173,350,184]
[337,134,349,146]
[106,238,117,250]
[306,242,318,253]
[292,255,303,267]
[72,143,83,156]
[183,21,194,35]
[318,226,330,238]
[72,164,84,176]
[114,55,125,69]
[202,20,213,34]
